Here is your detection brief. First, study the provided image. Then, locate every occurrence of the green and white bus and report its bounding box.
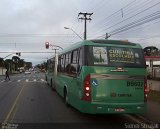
[45,39,147,114]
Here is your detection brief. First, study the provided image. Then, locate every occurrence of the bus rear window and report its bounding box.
[91,46,145,68]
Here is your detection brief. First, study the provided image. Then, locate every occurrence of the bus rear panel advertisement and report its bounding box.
[45,39,147,114]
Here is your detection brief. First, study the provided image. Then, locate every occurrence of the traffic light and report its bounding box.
[45,42,49,49]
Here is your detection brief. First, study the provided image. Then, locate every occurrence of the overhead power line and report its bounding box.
[95,1,160,39]
[0,52,55,53]
[124,0,153,17]
[89,0,137,31]
[102,1,160,33]
[0,34,78,37]
[112,19,160,37]
[110,11,160,36]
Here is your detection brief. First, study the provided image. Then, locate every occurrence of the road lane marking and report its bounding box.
[41,79,45,82]
[125,114,141,124]
[0,79,46,83]
[1,80,5,82]
[3,84,25,123]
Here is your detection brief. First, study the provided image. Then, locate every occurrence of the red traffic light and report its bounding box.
[45,42,49,49]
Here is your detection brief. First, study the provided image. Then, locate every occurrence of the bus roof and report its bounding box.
[60,39,142,55]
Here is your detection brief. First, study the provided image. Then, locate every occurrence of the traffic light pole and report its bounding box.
[45,42,63,50]
[3,52,21,59]
[52,49,59,55]
[3,53,14,59]
[49,44,63,50]
[45,42,63,60]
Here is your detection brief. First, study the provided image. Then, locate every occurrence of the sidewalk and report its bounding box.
[146,80,160,122]
[147,80,160,91]
[145,100,160,123]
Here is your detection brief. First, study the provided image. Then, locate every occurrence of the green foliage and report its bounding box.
[144,46,159,56]
[0,57,3,67]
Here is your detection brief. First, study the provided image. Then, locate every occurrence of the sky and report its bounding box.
[0,0,160,65]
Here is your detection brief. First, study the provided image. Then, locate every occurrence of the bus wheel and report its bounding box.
[64,88,69,106]
[51,80,56,91]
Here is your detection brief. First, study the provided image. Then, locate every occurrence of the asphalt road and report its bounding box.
[0,73,158,129]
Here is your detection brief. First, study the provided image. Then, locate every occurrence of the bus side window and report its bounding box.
[61,55,65,72]
[57,56,61,72]
[57,55,65,73]
[50,58,55,72]
[70,49,78,75]
[65,52,71,74]
[77,48,83,74]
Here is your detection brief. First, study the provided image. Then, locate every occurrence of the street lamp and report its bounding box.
[64,27,83,40]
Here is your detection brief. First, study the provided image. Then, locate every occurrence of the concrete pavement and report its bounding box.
[146,80,160,122]
[147,80,160,91]
[145,100,160,122]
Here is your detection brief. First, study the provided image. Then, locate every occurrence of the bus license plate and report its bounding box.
[115,108,125,112]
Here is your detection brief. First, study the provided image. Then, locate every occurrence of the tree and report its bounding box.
[19,59,25,67]
[0,57,3,67]
[25,62,32,70]
[4,59,13,71]
[143,46,159,56]
[12,56,20,71]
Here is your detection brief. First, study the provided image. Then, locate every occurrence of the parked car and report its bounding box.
[25,70,31,74]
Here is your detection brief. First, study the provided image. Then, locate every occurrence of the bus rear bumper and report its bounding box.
[79,102,147,114]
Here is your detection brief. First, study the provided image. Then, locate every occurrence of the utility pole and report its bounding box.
[78,12,93,40]
[52,48,59,56]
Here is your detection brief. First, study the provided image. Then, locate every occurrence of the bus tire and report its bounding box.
[64,88,69,106]
[51,79,56,91]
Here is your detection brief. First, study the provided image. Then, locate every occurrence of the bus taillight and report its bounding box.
[82,74,91,102]
[144,78,148,102]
